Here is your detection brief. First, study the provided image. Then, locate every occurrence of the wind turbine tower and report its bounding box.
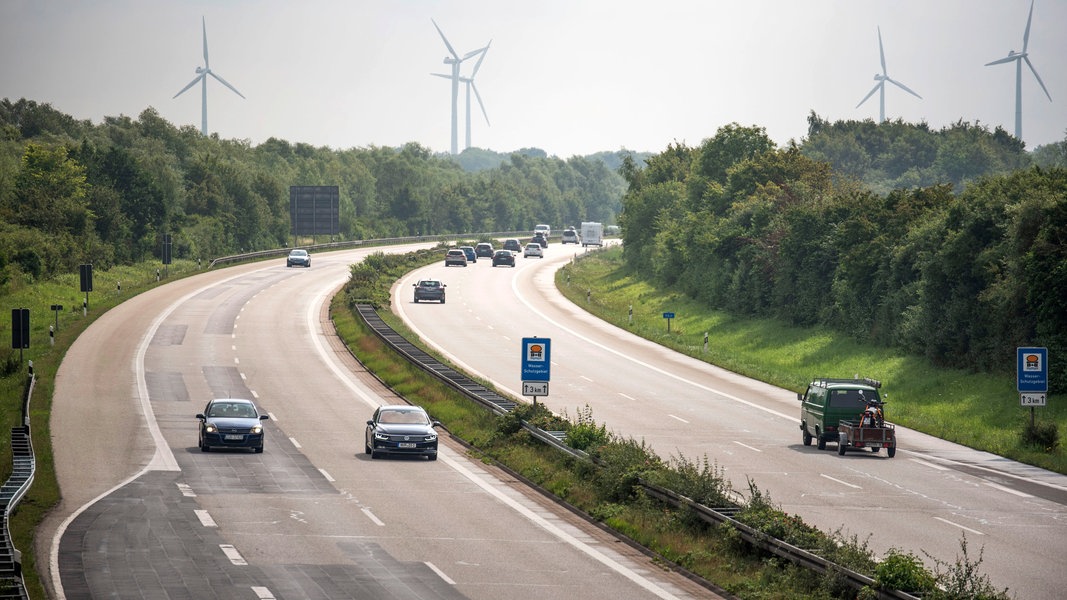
[856,27,921,123]
[985,0,1052,141]
[173,16,245,136]
[431,19,490,154]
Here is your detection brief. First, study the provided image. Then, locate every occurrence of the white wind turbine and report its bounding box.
[985,0,1052,141]
[431,19,490,154]
[173,16,245,136]
[856,27,921,123]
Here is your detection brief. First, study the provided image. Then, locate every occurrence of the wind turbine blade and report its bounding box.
[209,71,245,99]
[173,74,205,99]
[431,19,459,59]
[1022,0,1034,52]
[470,41,491,78]
[877,27,886,75]
[430,72,452,80]
[471,82,490,126]
[886,77,922,99]
[202,16,209,68]
[856,82,881,108]
[985,54,1018,67]
[1024,56,1053,101]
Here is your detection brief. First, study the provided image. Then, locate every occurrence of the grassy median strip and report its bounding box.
[332,247,1009,599]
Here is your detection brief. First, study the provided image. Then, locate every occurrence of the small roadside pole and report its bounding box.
[79,263,93,314]
[663,312,675,333]
[1017,347,1050,427]
[50,304,63,341]
[704,332,709,353]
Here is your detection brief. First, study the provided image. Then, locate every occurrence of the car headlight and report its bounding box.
[205,424,217,433]
[425,433,438,442]
[251,425,262,434]
[374,431,389,441]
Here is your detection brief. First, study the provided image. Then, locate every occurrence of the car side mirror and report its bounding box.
[195,413,206,420]
[366,420,375,426]
[412,283,417,287]
[796,393,803,402]
[431,421,442,428]
[259,414,269,420]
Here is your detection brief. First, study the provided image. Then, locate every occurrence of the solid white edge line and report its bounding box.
[318,468,335,482]
[361,507,385,526]
[733,441,762,453]
[983,481,1033,498]
[440,452,683,600]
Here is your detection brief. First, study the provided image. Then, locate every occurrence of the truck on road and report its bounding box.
[580,221,603,247]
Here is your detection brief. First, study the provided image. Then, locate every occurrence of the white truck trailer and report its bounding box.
[580,221,603,247]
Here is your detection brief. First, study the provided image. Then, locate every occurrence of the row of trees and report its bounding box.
[619,122,1067,388]
[0,98,627,285]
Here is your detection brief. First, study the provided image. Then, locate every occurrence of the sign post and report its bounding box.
[1017,347,1049,427]
[663,312,675,333]
[521,337,551,405]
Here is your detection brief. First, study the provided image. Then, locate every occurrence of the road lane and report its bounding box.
[395,245,1067,600]
[42,245,716,600]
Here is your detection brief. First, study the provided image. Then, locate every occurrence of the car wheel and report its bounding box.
[428,454,438,461]
[441,298,446,304]
[816,430,826,451]
[254,446,264,454]
[200,441,210,452]
[802,428,812,446]
[370,450,381,459]
[414,297,419,303]
[837,433,848,455]
[365,441,372,455]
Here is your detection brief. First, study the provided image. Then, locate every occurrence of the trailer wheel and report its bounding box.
[837,433,848,455]
[887,446,896,458]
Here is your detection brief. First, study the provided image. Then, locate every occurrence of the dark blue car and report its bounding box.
[197,398,269,453]
[365,405,440,460]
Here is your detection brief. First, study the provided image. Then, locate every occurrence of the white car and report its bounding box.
[523,243,543,258]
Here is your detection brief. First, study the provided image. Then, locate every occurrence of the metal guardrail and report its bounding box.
[351,303,925,599]
[0,375,36,599]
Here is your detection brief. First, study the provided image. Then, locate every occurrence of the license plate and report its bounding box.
[225,434,244,440]
[398,442,416,448]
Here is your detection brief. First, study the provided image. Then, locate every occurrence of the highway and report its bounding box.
[38,244,713,600]
[394,243,1067,600]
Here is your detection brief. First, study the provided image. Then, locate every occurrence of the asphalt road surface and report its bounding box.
[394,242,1067,600]
[39,245,716,600]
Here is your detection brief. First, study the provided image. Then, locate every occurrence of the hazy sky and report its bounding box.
[2,0,1065,157]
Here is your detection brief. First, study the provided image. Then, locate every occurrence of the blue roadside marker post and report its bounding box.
[663,312,674,333]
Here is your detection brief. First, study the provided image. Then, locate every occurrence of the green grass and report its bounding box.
[556,247,1066,473]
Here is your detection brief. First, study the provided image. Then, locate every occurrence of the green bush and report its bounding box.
[873,548,935,593]
[1021,420,1060,452]
[564,405,608,450]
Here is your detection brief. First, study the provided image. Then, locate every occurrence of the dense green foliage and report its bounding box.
[0,98,625,285]
[620,122,1067,390]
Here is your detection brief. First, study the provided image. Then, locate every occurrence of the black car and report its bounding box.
[286,248,311,267]
[475,242,495,258]
[532,232,548,248]
[196,398,269,453]
[491,250,516,267]
[365,405,440,460]
[502,238,523,253]
[413,279,446,303]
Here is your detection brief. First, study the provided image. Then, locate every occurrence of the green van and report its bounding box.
[798,377,882,450]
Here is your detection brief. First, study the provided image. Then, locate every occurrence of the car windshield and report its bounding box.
[420,281,440,288]
[290,250,306,256]
[378,409,430,425]
[208,402,256,418]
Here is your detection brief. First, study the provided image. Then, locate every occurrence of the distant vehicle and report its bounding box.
[561,228,580,244]
[286,248,311,267]
[492,249,516,267]
[798,377,884,451]
[534,224,551,238]
[503,238,523,253]
[365,405,440,460]
[475,242,495,258]
[196,398,269,453]
[459,245,478,263]
[580,222,603,247]
[523,243,543,258]
[532,232,548,248]
[445,249,468,267]
[413,279,446,303]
